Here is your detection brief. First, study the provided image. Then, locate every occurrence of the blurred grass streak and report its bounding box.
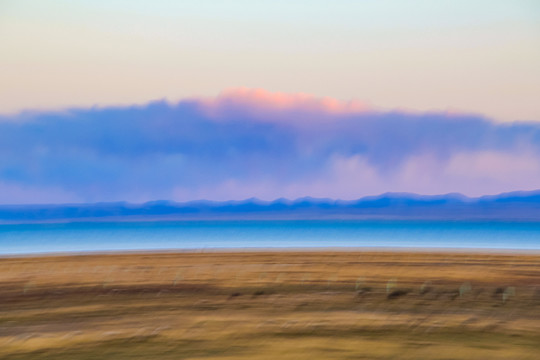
[0,250,539,359]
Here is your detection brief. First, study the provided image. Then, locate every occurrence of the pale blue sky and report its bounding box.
[1,0,540,120]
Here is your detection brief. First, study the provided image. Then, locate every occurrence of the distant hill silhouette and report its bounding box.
[1,190,540,223]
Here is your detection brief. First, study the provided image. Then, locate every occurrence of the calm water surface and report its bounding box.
[1,220,540,255]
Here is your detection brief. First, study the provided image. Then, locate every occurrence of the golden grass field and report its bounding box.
[1,250,539,359]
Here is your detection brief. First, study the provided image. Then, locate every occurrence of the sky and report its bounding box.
[0,1,539,204]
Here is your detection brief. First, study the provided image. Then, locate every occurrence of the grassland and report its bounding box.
[1,250,539,359]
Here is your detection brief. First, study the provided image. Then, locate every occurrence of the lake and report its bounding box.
[1,219,540,255]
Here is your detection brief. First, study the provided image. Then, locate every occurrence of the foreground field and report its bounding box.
[1,250,539,359]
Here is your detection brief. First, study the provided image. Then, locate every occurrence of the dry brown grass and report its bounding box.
[1,250,539,359]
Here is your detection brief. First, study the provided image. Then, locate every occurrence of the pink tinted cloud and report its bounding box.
[196,88,369,122]
[195,88,482,126]
[1,89,540,204]
[171,150,540,202]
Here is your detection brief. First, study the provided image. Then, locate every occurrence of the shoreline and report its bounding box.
[2,246,540,259]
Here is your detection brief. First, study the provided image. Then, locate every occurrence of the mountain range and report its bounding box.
[1,190,540,223]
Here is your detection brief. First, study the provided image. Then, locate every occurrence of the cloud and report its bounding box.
[197,88,369,122]
[0,89,539,204]
[0,181,81,205]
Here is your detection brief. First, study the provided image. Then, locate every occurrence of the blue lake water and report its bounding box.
[1,220,540,255]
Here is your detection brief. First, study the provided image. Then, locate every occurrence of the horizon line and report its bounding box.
[2,189,540,208]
